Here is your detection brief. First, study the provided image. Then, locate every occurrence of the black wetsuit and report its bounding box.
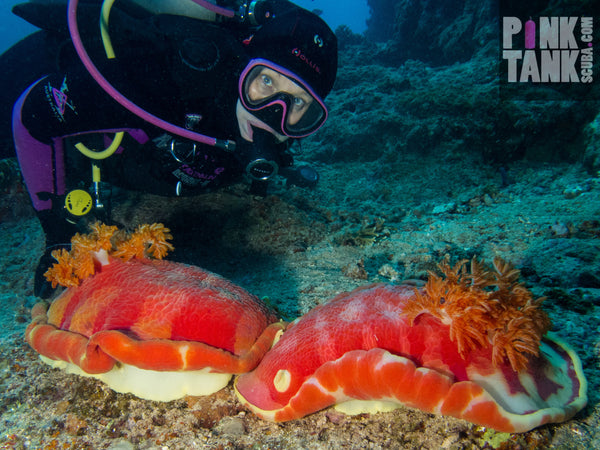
[11,4,297,211]
[15,2,284,198]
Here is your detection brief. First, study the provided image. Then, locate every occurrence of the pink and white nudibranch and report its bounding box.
[235,259,587,432]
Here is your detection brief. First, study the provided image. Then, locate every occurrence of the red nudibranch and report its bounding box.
[235,259,588,433]
[25,223,284,401]
[25,225,587,432]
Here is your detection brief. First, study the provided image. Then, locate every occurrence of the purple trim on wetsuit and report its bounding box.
[123,128,149,144]
[13,78,57,212]
[14,79,151,211]
[189,0,235,18]
[102,129,149,153]
[61,128,149,145]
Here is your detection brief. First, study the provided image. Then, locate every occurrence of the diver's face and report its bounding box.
[239,60,328,139]
[246,68,314,127]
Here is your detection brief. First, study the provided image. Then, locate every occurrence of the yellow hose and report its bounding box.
[75,131,125,159]
[100,0,117,59]
[92,163,102,183]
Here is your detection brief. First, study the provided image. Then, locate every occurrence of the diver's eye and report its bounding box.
[261,74,273,87]
[293,97,305,108]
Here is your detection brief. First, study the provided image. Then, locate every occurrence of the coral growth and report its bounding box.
[44,222,174,288]
[402,257,551,372]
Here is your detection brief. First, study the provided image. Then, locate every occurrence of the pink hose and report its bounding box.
[189,0,235,18]
[67,0,235,150]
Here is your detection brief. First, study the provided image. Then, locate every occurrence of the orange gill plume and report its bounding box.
[44,222,174,288]
[44,248,80,288]
[44,223,118,288]
[113,223,174,261]
[403,256,551,372]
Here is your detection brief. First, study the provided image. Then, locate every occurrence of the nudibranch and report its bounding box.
[26,222,284,401]
[235,258,587,432]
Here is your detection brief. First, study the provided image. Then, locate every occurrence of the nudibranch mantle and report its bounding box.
[25,223,284,401]
[235,260,587,432]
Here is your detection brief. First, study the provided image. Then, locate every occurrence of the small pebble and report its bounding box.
[214,416,246,437]
[563,186,584,199]
[106,440,135,450]
[482,193,494,206]
[432,202,456,215]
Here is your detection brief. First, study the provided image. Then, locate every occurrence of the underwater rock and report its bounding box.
[583,111,600,175]
[365,0,497,65]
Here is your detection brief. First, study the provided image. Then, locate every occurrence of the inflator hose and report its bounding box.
[67,0,236,150]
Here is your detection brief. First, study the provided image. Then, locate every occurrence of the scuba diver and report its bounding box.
[5,0,338,298]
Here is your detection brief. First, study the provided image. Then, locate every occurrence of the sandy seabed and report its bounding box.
[0,150,599,449]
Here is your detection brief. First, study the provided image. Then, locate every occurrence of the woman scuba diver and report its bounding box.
[6,0,338,297]
[5,0,337,297]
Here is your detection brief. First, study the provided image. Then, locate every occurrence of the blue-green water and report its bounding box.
[0,0,598,448]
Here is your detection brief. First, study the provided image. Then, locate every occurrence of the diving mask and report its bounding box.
[239,58,328,138]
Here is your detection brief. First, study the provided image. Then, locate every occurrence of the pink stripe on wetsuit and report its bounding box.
[12,78,61,212]
[12,77,149,212]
